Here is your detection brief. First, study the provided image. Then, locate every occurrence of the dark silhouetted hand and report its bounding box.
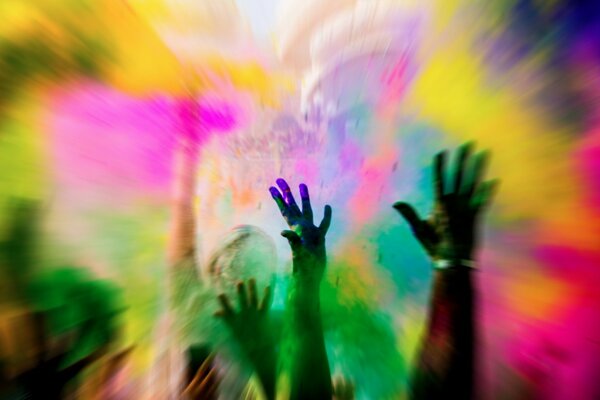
[215,280,272,347]
[215,279,277,399]
[394,143,498,263]
[393,144,498,400]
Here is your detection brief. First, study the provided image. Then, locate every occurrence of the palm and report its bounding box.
[269,179,332,266]
[215,279,273,353]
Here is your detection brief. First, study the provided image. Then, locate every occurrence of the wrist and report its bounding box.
[291,246,326,264]
[433,259,476,270]
[431,265,475,301]
[437,243,473,262]
[433,243,475,268]
[291,254,326,283]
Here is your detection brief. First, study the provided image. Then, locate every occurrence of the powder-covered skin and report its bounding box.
[0,0,599,398]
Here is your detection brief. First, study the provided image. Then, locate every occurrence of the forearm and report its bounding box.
[167,139,200,308]
[411,266,476,399]
[168,199,196,267]
[287,268,332,400]
[167,129,198,269]
[243,324,279,400]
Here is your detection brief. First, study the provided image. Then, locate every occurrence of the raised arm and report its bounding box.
[269,179,333,400]
[167,126,199,270]
[393,144,498,399]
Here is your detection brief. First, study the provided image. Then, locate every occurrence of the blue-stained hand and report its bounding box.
[269,178,332,277]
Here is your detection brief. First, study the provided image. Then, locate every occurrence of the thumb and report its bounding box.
[281,230,301,247]
[393,202,423,233]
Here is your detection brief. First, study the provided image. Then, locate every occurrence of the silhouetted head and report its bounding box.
[206,225,277,293]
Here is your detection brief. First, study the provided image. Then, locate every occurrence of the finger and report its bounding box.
[299,183,313,223]
[269,186,290,218]
[393,202,423,233]
[236,281,248,310]
[182,383,197,399]
[197,367,220,399]
[276,178,301,215]
[318,205,332,235]
[248,279,258,309]
[434,150,447,200]
[281,230,301,248]
[188,354,216,394]
[195,353,216,379]
[455,142,474,194]
[465,150,490,198]
[472,179,500,211]
[259,285,272,313]
[197,382,219,400]
[200,383,219,400]
[217,294,234,316]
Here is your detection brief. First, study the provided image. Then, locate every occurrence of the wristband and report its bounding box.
[434,259,475,270]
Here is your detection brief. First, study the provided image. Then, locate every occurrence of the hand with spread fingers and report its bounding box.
[394,143,498,400]
[393,143,498,265]
[215,279,277,400]
[215,279,273,352]
[182,354,220,400]
[269,178,332,279]
[269,179,333,400]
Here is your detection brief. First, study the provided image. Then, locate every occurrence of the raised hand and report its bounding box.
[269,178,332,277]
[215,279,277,400]
[215,279,273,350]
[395,143,497,400]
[393,143,498,265]
[269,179,333,400]
[182,354,220,400]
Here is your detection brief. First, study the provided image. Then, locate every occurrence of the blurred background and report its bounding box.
[0,0,599,398]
